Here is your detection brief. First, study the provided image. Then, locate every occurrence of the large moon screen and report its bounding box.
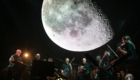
[42,0,114,52]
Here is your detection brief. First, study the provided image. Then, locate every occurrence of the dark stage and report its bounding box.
[0,0,140,80]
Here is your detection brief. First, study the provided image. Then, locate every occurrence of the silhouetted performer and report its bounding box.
[7,49,23,80]
[48,58,58,72]
[30,53,41,73]
[34,53,40,60]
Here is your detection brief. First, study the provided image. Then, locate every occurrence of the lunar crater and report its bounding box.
[70,29,78,37]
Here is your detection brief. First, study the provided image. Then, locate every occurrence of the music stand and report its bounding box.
[30,60,55,80]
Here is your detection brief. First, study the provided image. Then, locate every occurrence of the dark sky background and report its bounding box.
[0,0,140,69]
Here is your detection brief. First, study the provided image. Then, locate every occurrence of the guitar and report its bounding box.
[77,65,86,73]
[61,58,75,75]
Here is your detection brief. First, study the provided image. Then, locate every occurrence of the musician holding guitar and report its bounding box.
[61,58,73,77]
[78,58,90,80]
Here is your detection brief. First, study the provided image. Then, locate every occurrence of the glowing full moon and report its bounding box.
[42,0,114,52]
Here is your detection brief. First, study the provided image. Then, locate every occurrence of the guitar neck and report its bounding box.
[69,59,74,64]
[63,58,75,73]
[63,63,71,72]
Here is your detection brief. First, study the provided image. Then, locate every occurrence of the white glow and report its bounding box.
[42,0,114,52]
[25,53,28,57]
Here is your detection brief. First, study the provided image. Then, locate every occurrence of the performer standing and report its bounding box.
[78,58,90,80]
[61,58,72,77]
[7,49,23,80]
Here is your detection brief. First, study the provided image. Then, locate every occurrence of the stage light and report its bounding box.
[25,53,28,57]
